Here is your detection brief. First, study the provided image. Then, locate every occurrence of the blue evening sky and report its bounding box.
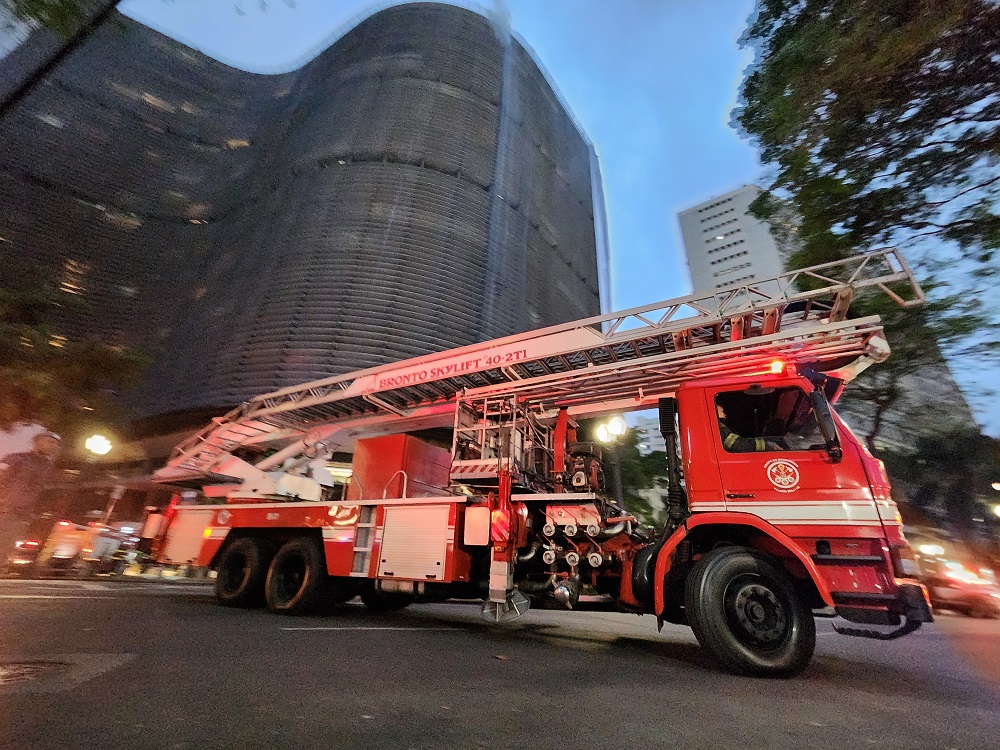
[118,0,998,436]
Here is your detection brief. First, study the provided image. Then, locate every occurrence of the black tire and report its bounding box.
[215,537,272,608]
[684,546,816,677]
[360,585,413,612]
[265,537,328,615]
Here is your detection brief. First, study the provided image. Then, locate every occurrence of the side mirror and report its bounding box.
[809,390,843,463]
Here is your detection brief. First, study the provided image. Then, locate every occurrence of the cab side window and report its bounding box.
[715,387,825,453]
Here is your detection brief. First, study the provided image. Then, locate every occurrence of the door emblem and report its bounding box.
[216,509,231,524]
[765,458,800,493]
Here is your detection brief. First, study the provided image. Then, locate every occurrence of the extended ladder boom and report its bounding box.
[155,248,922,483]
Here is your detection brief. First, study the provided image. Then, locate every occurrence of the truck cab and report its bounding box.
[640,372,931,669]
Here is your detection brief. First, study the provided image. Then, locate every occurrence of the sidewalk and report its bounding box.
[0,564,215,583]
[115,563,216,582]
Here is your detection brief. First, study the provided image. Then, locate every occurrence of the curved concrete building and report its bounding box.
[0,4,605,421]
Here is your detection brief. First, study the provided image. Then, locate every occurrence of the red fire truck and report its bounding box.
[150,249,932,676]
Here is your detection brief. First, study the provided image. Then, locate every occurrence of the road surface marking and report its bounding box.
[0,595,116,600]
[280,626,462,631]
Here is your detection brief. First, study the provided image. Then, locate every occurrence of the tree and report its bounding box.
[2,0,107,38]
[734,0,1000,448]
[881,428,1000,558]
[577,418,667,526]
[0,1,122,122]
[836,285,986,453]
[0,254,148,440]
[736,0,999,266]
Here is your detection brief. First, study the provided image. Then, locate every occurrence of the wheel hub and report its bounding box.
[731,582,788,645]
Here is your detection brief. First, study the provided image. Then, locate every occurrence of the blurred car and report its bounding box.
[35,520,142,577]
[925,565,1000,619]
[2,516,142,578]
[0,511,57,577]
[1,537,43,576]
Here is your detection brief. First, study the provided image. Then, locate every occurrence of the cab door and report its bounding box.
[709,385,877,528]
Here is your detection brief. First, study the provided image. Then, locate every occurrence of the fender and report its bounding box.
[652,512,835,615]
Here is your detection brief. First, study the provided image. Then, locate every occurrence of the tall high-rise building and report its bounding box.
[0,3,607,424]
[678,185,792,292]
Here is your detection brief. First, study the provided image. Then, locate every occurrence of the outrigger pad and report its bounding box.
[482,590,531,623]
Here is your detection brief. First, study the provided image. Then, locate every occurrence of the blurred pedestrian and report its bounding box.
[0,432,61,560]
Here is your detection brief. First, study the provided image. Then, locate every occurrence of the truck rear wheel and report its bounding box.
[684,546,815,677]
[265,537,327,615]
[215,537,271,607]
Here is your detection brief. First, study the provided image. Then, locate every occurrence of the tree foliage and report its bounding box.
[0,255,148,438]
[577,418,668,525]
[1,0,296,37]
[881,427,1000,553]
[736,0,1000,265]
[837,281,989,452]
[735,0,1000,448]
[1,0,103,38]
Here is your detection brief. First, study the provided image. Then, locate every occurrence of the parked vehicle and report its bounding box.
[1,537,42,575]
[925,563,1000,619]
[1,512,55,577]
[32,519,142,577]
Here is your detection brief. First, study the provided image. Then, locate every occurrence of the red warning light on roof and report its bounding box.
[769,360,785,374]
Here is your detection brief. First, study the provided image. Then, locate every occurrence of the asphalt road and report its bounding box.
[1,579,999,750]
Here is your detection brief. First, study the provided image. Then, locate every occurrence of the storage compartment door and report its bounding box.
[377,505,452,581]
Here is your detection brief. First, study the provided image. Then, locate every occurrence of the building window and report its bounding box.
[712,262,753,278]
[707,238,746,255]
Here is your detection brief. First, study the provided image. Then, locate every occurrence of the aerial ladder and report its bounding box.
[156,248,920,489]
[151,248,932,677]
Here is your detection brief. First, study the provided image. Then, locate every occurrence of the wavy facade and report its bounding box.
[0,4,604,419]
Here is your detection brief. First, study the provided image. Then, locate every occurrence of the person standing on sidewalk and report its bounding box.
[0,432,61,560]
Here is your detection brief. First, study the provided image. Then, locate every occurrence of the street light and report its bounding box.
[85,434,112,456]
[595,416,626,444]
[595,416,627,504]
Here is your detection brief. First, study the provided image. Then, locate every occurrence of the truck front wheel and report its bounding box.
[265,537,327,615]
[684,547,816,677]
[215,537,272,607]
